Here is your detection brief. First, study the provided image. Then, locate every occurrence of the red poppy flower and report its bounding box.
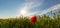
[29,16,37,23]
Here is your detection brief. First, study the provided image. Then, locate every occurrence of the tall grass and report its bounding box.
[0,12,60,28]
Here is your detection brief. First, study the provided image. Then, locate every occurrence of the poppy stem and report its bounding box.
[34,22,36,28]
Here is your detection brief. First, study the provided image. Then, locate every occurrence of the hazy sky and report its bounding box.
[0,0,60,18]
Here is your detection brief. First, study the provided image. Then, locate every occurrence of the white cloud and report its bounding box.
[17,0,44,16]
[40,4,60,15]
[30,4,60,16]
[17,0,60,17]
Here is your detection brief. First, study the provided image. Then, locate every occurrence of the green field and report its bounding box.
[0,12,60,28]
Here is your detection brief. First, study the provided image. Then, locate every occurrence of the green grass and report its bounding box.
[0,13,60,28]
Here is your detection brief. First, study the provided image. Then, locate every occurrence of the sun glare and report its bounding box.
[20,10,27,15]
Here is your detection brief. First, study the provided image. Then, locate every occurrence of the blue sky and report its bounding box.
[0,0,60,18]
